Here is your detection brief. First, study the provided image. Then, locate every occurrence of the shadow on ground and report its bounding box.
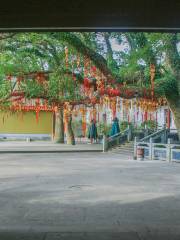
[1,194,180,239]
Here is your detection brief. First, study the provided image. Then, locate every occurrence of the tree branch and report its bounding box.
[52,32,117,83]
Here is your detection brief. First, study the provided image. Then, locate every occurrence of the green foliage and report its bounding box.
[21,80,45,98]
[47,71,83,102]
[120,121,134,132]
[96,122,111,136]
[120,121,129,131]
[0,78,11,99]
[141,120,157,130]
[155,72,178,99]
[0,31,179,108]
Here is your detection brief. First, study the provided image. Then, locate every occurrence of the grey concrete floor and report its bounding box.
[0,141,102,152]
[0,152,180,239]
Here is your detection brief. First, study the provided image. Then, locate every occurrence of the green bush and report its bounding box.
[96,122,111,137]
[141,120,157,130]
[120,121,129,131]
[154,144,166,148]
[119,121,134,132]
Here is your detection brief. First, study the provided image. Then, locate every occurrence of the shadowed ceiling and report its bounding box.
[0,0,179,30]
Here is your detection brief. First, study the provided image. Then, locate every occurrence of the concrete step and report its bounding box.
[111,151,134,155]
[111,152,133,158]
[111,152,133,156]
[110,141,134,157]
[112,146,133,149]
[116,146,134,149]
[112,148,133,152]
[113,146,134,150]
[118,146,134,149]
[114,152,134,156]
[111,142,134,158]
[120,144,134,148]
[111,150,133,156]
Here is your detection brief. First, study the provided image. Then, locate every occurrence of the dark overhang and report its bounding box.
[0,0,179,31]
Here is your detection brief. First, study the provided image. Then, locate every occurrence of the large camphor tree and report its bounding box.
[0,32,179,140]
[0,33,85,144]
[57,32,180,138]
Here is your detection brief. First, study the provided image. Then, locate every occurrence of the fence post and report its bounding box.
[133,137,137,160]
[161,124,165,143]
[164,124,168,143]
[167,138,171,162]
[150,137,153,160]
[127,125,132,142]
[167,128,170,142]
[145,124,148,137]
[103,135,108,152]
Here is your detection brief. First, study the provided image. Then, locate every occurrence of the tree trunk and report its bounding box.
[54,107,64,143]
[166,96,180,140]
[66,113,75,145]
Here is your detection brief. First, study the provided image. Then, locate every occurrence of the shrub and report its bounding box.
[96,122,111,137]
[120,121,134,132]
[120,121,129,131]
[141,120,157,130]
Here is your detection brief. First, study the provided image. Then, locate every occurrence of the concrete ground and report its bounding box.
[0,152,180,239]
[0,141,102,153]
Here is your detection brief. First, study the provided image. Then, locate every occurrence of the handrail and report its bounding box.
[108,132,121,141]
[103,127,130,152]
[108,128,128,142]
[134,127,179,160]
[139,128,166,142]
[137,141,180,148]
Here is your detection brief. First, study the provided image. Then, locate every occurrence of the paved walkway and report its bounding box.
[0,152,180,239]
[0,141,102,153]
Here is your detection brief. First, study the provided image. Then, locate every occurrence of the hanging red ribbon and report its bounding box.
[81,109,87,137]
[144,112,148,121]
[150,64,155,100]
[36,110,39,124]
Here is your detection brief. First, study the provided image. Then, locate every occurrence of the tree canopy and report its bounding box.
[0,32,179,137]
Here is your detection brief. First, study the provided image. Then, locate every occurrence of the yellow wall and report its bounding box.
[0,111,53,134]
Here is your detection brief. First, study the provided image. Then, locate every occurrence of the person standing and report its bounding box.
[88,119,98,144]
[110,117,120,136]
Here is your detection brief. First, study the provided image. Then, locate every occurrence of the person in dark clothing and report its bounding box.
[88,119,98,144]
[110,117,120,136]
